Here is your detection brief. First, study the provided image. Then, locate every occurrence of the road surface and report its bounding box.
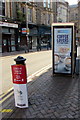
[0,46,80,95]
[1,50,52,95]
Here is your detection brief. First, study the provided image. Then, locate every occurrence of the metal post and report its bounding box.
[26,3,29,52]
[76,57,80,75]
[11,56,28,108]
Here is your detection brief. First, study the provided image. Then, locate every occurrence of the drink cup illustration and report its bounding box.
[54,54,60,70]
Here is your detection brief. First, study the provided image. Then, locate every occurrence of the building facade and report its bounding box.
[1,0,55,52]
[2,0,70,52]
[78,0,80,42]
[0,1,18,53]
[56,1,69,22]
[17,1,55,51]
[5,1,17,20]
[69,3,80,43]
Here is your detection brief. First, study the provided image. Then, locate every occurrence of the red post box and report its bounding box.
[11,56,28,108]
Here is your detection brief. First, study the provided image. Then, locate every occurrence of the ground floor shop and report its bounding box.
[0,21,18,53]
[19,23,51,51]
[76,33,80,46]
[1,22,51,53]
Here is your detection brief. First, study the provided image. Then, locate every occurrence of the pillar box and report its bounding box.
[11,56,28,108]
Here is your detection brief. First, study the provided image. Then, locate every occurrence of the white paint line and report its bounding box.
[27,64,51,82]
[27,64,51,81]
[0,87,13,99]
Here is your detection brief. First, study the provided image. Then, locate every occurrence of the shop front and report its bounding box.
[38,25,51,49]
[19,23,38,51]
[0,21,18,53]
[76,33,80,45]
[2,33,11,52]
[19,23,51,51]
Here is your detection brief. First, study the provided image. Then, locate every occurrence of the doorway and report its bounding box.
[2,34,11,52]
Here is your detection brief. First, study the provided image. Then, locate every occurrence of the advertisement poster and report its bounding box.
[54,28,72,74]
[13,84,28,108]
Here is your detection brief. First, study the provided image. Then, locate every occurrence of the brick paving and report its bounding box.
[1,68,79,119]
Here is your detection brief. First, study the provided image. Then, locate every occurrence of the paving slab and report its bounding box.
[1,68,79,119]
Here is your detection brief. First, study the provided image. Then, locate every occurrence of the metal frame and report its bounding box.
[52,23,75,76]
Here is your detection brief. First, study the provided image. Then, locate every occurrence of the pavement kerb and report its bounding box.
[0,49,49,58]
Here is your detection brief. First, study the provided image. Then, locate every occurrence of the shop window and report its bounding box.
[11,40,15,45]
[11,46,16,51]
[3,39,7,46]
[8,40,10,45]
[8,47,11,52]
[18,37,20,43]
[2,28,9,33]
[10,29,15,34]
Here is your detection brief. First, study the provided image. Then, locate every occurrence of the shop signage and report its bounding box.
[22,28,26,34]
[0,21,18,28]
[22,28,29,34]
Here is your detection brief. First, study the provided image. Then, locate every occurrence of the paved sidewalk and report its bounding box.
[0,48,48,57]
[1,68,79,119]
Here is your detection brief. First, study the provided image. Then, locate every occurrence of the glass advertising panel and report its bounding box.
[53,27,72,74]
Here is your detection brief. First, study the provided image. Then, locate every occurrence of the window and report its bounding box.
[28,8,32,22]
[48,14,50,24]
[28,0,32,1]
[23,7,25,13]
[48,0,50,8]
[43,0,46,7]
[2,2,5,16]
[2,28,9,33]
[0,1,5,16]
[43,13,46,25]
